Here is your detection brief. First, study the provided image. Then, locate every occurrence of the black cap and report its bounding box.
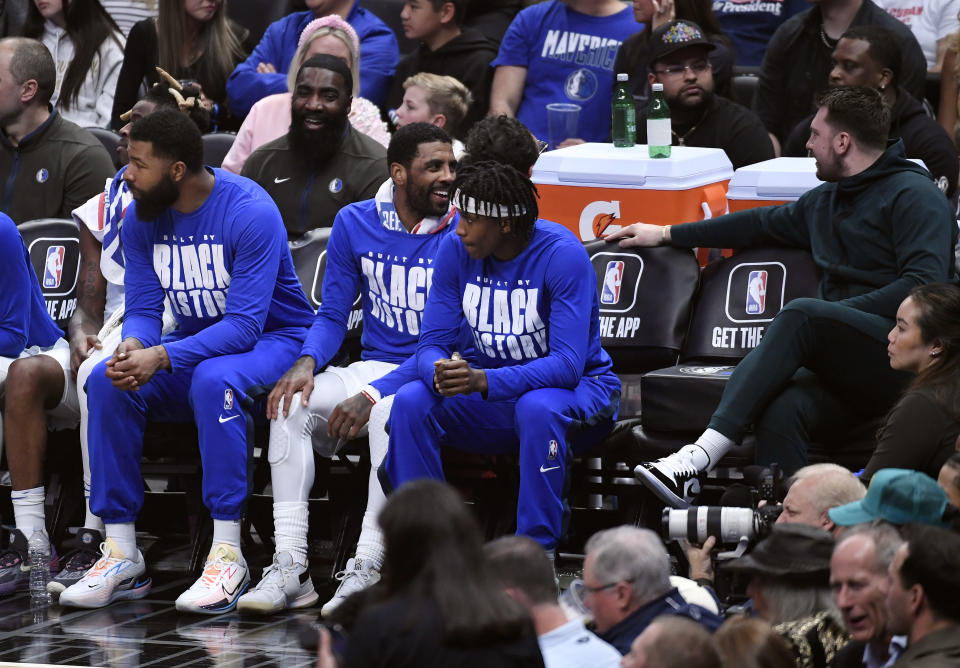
[648,20,716,65]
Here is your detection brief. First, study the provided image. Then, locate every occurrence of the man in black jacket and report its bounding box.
[783,25,957,200]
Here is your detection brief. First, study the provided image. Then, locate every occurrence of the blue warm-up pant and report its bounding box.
[86,328,306,523]
[384,375,620,550]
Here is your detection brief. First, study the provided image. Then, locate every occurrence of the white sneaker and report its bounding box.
[58,538,152,609]
[321,557,380,617]
[634,448,703,509]
[236,551,317,614]
[175,544,250,615]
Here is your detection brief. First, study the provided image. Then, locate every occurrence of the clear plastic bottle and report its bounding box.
[28,531,50,608]
[647,82,671,158]
[611,73,636,147]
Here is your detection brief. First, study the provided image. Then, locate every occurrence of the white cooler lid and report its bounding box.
[531,143,733,190]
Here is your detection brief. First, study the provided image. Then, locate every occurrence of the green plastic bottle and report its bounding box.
[647,82,671,158]
[612,73,636,147]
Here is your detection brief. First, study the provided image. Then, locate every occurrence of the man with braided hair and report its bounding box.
[383,160,621,555]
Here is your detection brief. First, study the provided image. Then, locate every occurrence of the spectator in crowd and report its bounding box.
[936,42,960,146]
[462,0,520,45]
[936,452,960,507]
[713,0,807,68]
[725,524,849,667]
[0,37,115,223]
[874,0,957,70]
[386,0,496,136]
[828,468,958,528]
[622,616,722,668]
[110,0,252,132]
[633,20,774,168]
[221,15,388,174]
[331,480,544,666]
[0,212,80,597]
[859,284,960,479]
[612,87,956,506]
[829,524,907,668]
[461,113,543,175]
[22,0,124,128]
[44,79,209,598]
[0,0,29,37]
[885,525,960,665]
[614,0,734,109]
[240,54,386,239]
[100,0,157,36]
[394,73,472,155]
[226,0,397,115]
[714,616,795,668]
[382,161,623,575]
[776,463,866,533]
[485,535,622,668]
[754,0,926,152]
[576,527,721,654]
[241,123,455,617]
[488,0,637,144]
[784,26,958,199]
[57,109,315,613]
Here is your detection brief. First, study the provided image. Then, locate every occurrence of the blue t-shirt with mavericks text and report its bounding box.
[492,1,638,143]
[714,0,808,66]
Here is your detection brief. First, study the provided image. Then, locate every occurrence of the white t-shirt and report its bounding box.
[100,0,158,37]
[538,618,622,668]
[875,0,960,69]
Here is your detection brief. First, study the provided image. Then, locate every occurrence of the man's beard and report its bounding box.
[404,179,448,219]
[667,85,712,115]
[814,149,844,182]
[132,174,180,221]
[289,109,349,171]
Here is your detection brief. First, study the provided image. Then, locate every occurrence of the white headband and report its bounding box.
[453,189,526,219]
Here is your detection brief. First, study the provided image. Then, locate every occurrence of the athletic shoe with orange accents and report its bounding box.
[175,544,250,615]
[58,537,151,609]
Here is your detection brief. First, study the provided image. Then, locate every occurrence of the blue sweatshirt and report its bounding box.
[226,5,399,115]
[299,197,458,396]
[121,169,314,371]
[0,213,62,357]
[418,219,616,402]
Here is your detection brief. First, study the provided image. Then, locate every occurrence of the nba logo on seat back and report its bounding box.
[601,261,624,304]
[745,270,767,315]
[43,246,64,289]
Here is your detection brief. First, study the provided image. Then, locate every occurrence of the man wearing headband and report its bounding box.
[240,122,458,616]
[382,160,621,558]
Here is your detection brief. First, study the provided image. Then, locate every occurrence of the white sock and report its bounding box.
[11,486,47,540]
[273,502,308,566]
[106,522,139,561]
[83,485,106,534]
[212,519,242,552]
[354,398,390,570]
[685,428,736,470]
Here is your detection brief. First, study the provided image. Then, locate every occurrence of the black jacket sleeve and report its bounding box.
[110,19,158,130]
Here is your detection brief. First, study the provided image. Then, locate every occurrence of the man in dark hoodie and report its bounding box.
[783,26,958,200]
[387,0,497,135]
[607,86,956,507]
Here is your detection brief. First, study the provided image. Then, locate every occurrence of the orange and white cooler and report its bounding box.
[726,157,824,212]
[531,143,733,245]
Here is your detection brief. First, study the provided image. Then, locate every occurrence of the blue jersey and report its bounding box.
[714,0,808,66]
[300,197,459,379]
[492,1,637,143]
[0,213,62,357]
[121,169,314,371]
[417,219,616,402]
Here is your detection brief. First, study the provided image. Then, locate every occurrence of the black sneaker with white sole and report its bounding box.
[634,455,702,508]
[48,528,104,598]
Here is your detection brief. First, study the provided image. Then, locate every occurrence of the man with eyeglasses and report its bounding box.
[582,526,722,654]
[634,21,774,169]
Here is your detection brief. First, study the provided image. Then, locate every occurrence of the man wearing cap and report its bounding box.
[885,525,960,666]
[635,20,774,169]
[827,468,954,529]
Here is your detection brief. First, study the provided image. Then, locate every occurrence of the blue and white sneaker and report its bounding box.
[175,544,250,615]
[58,537,151,608]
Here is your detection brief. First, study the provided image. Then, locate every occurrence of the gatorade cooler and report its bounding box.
[726,157,824,212]
[531,144,733,251]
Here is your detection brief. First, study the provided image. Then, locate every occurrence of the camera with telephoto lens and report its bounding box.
[661,503,782,545]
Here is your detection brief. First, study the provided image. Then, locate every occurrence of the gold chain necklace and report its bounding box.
[671,109,709,146]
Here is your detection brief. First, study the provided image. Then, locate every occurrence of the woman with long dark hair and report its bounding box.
[109,0,251,131]
[22,0,125,127]
[335,480,544,667]
[863,282,960,480]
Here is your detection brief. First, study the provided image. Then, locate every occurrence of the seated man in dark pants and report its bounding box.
[383,161,621,555]
[607,86,956,508]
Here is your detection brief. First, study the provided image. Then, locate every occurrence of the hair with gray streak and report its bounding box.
[761,580,840,626]
[835,521,904,574]
[585,526,671,604]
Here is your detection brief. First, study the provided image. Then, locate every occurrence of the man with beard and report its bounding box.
[58,109,316,614]
[242,54,387,240]
[634,21,774,169]
[607,86,956,507]
[236,123,458,616]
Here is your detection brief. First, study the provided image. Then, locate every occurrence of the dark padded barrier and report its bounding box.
[18,219,81,332]
[202,133,237,168]
[85,127,121,167]
[583,240,700,373]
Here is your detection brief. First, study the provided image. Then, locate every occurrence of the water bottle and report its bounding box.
[647,83,671,159]
[611,73,636,147]
[28,531,50,607]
